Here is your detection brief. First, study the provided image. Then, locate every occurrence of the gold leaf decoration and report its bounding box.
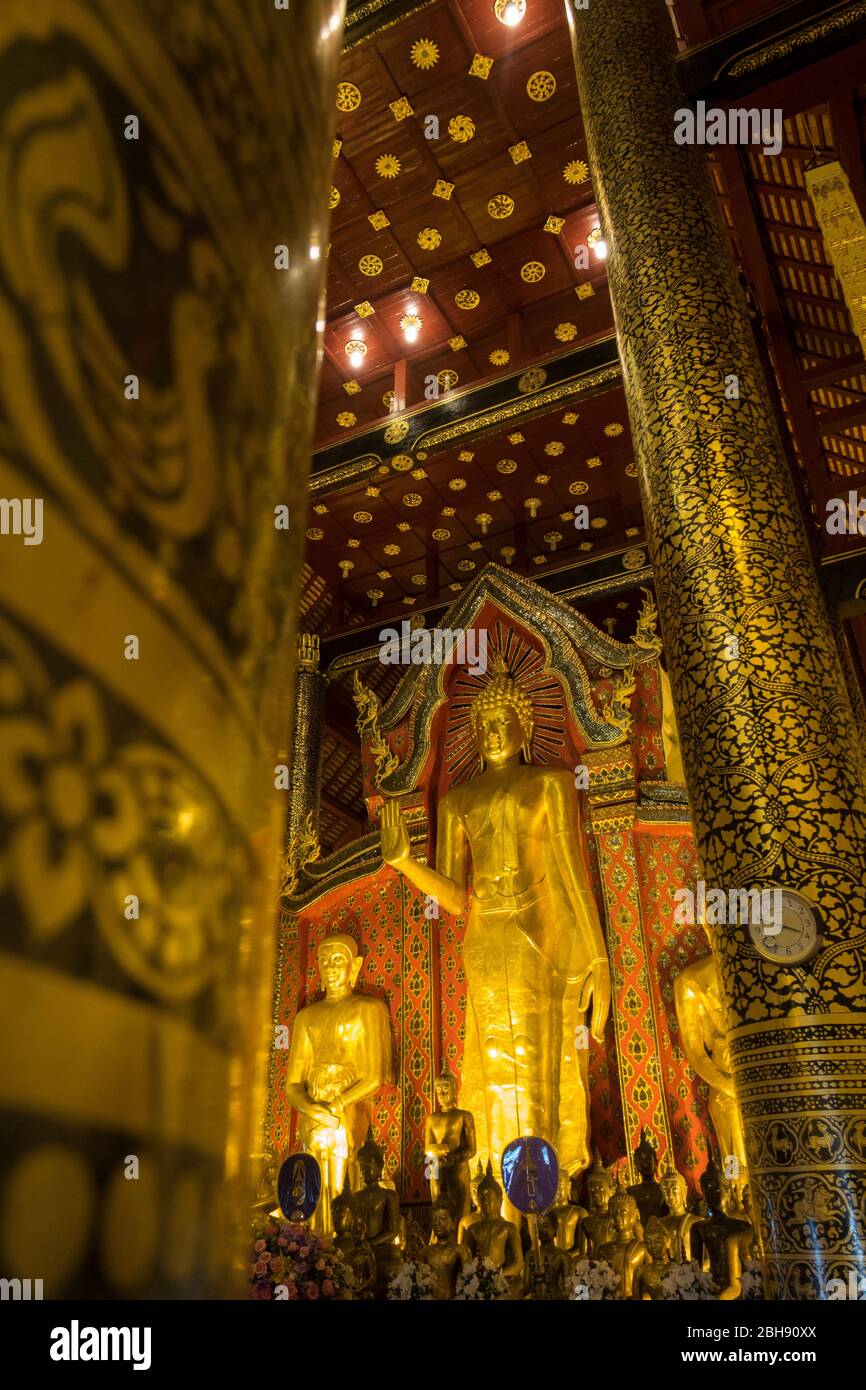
[437,369,458,390]
[336,82,362,112]
[329,186,341,209]
[449,115,475,143]
[455,289,480,310]
[471,248,492,267]
[509,141,531,164]
[487,193,515,219]
[469,54,493,78]
[521,260,545,283]
[417,226,442,250]
[527,71,556,102]
[604,422,624,436]
[375,154,401,179]
[544,215,565,234]
[555,322,577,341]
[411,38,439,69]
[433,179,454,200]
[489,348,510,366]
[359,254,383,276]
[336,411,357,427]
[564,159,590,185]
[384,419,410,443]
[391,454,413,471]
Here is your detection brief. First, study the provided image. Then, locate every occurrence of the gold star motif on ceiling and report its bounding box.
[587,456,602,468]
[469,55,493,79]
[355,301,375,316]
[563,159,590,185]
[343,381,361,394]
[489,349,510,366]
[375,154,401,179]
[359,254,383,276]
[455,289,480,310]
[411,38,439,69]
[411,276,429,294]
[604,422,624,436]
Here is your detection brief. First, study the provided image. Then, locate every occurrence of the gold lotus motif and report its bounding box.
[545,441,565,456]
[497,459,517,474]
[555,322,578,341]
[385,419,410,443]
[564,159,590,185]
[336,82,362,112]
[432,528,451,541]
[411,38,439,69]
[391,454,413,471]
[605,422,624,436]
[336,411,357,427]
[382,390,396,409]
[487,193,515,219]
[570,481,588,495]
[518,366,547,393]
[489,348,510,366]
[449,115,475,143]
[402,493,423,507]
[359,254,383,276]
[521,260,545,283]
[375,153,401,179]
[353,511,373,523]
[449,477,467,491]
[527,70,556,102]
[455,289,480,310]
[417,226,442,250]
[622,547,647,570]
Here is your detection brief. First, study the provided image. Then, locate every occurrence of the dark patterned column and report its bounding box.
[0,0,342,1296]
[286,634,327,851]
[568,0,866,1298]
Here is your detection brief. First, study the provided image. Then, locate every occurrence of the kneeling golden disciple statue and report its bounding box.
[381,655,610,1189]
[285,934,392,1232]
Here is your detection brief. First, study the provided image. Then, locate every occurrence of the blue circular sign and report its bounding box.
[501,1137,559,1215]
[277,1152,321,1222]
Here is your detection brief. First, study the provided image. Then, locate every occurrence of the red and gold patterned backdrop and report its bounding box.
[270,580,718,1199]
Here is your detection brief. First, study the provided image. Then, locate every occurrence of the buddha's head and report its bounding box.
[431,1198,455,1241]
[634,1128,657,1181]
[478,1160,503,1218]
[434,1071,458,1111]
[470,653,533,768]
[555,1170,571,1206]
[609,1183,640,1239]
[644,1216,671,1263]
[332,1174,354,1236]
[585,1149,614,1212]
[317,934,362,994]
[537,1211,556,1246]
[661,1167,687,1215]
[358,1127,385,1187]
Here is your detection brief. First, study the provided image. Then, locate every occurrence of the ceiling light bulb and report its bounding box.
[594,238,609,260]
[404,324,418,343]
[349,350,364,369]
[503,2,522,24]
[496,0,526,26]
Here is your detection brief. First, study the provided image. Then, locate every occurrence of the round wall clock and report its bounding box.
[748,888,821,965]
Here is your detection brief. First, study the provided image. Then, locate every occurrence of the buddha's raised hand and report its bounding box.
[380,798,410,866]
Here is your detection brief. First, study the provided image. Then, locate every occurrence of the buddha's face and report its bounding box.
[479,1186,501,1218]
[645,1225,668,1261]
[359,1155,383,1187]
[587,1176,611,1212]
[333,1202,353,1235]
[701,1170,722,1211]
[318,942,354,992]
[434,1076,457,1110]
[635,1145,655,1180]
[538,1213,556,1245]
[431,1205,453,1240]
[475,701,524,765]
[661,1177,685,1214]
[613,1201,637,1238]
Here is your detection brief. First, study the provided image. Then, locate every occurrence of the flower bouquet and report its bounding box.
[387,1261,436,1300]
[568,1258,619,1300]
[739,1261,767,1300]
[659,1261,717,1301]
[248,1218,354,1300]
[454,1256,510,1301]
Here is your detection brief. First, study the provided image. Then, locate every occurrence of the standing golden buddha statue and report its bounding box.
[380,654,610,1195]
[424,1070,476,1226]
[285,934,392,1232]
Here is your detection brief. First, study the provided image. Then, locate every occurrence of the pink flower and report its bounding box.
[254,1239,266,1252]
[314,1258,325,1271]
[324,1266,333,1277]
[254,1260,268,1276]
[305,1282,319,1300]
[277,1237,287,1247]
[299,1247,310,1258]
[321,1279,335,1296]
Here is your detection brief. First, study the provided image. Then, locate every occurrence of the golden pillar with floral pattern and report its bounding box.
[568,0,866,1298]
[0,0,343,1296]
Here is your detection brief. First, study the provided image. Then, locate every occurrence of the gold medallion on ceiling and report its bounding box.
[576,283,594,300]
[375,154,401,179]
[555,322,577,341]
[353,511,373,523]
[625,462,638,477]
[402,493,423,507]
[469,55,493,79]
[569,480,588,495]
[544,215,565,234]
[563,159,590,185]
[449,478,467,491]
[520,261,545,283]
[545,441,564,456]
[417,226,442,250]
[306,527,324,540]
[497,459,517,474]
[527,71,556,102]
[385,419,410,443]
[411,573,427,586]
[437,370,458,390]
[489,348,510,365]
[391,454,413,470]
[432,528,451,541]
[448,115,475,143]
[622,548,647,571]
[487,193,515,220]
[605,422,624,436]
[455,289,480,310]
[411,38,439,69]
[384,543,401,556]
[336,411,357,427]
[457,559,476,571]
[336,82,362,112]
[471,248,492,267]
[587,456,602,468]
[344,339,367,360]
[329,186,340,209]
[518,366,547,393]
[359,254,383,276]
[383,389,396,410]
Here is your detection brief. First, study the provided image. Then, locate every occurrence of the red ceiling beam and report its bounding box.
[801,354,866,388]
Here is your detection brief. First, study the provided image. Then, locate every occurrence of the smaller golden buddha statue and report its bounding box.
[633,1216,672,1300]
[525,1211,571,1299]
[352,1128,403,1294]
[331,1176,375,1299]
[423,1198,470,1299]
[457,1159,485,1243]
[424,1070,476,1226]
[465,1161,524,1281]
[575,1150,615,1258]
[660,1166,699,1263]
[628,1128,666,1227]
[597,1176,648,1300]
[549,1170,587,1252]
[693,1160,753,1300]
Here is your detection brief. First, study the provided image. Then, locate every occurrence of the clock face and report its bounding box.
[748,888,820,964]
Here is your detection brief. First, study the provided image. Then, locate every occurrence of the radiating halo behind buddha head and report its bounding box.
[469,651,534,767]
